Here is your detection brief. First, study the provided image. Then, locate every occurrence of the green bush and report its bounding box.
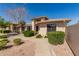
[47,31,65,45]
[33,31,38,35]
[44,36,48,38]
[0,30,5,33]
[23,30,34,37]
[4,30,11,33]
[0,35,7,38]
[36,34,42,38]
[0,30,2,33]
[2,38,9,43]
[13,38,21,45]
[0,39,8,50]
[0,30,11,33]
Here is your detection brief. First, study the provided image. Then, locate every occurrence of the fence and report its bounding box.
[66,24,79,56]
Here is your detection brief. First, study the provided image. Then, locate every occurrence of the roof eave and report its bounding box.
[35,19,71,25]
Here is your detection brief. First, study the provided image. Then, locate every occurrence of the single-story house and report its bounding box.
[32,16,70,36]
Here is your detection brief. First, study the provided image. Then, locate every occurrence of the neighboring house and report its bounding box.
[32,16,70,36]
[25,23,32,31]
[4,23,32,33]
[7,23,26,33]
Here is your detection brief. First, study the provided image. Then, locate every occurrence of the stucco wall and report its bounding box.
[32,20,36,31]
[6,27,10,30]
[38,24,47,36]
[38,23,66,36]
[0,27,10,30]
[67,24,79,55]
[0,28,2,30]
[56,23,66,32]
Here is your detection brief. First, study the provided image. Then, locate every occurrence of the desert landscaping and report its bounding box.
[0,15,74,56]
[0,33,74,56]
[0,3,79,56]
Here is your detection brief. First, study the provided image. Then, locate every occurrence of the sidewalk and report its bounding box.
[31,38,73,56]
[33,38,56,56]
[50,40,74,56]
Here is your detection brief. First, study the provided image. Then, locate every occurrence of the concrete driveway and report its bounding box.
[0,34,74,56]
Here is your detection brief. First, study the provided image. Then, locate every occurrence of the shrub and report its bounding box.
[44,36,48,38]
[13,38,21,45]
[0,35,7,38]
[2,38,9,43]
[36,34,42,38]
[23,30,34,37]
[4,30,11,33]
[0,30,11,33]
[47,31,65,45]
[0,39,7,50]
[0,30,4,33]
[33,31,38,35]
[0,30,2,33]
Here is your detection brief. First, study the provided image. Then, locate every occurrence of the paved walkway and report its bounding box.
[33,38,56,56]
[8,34,56,56]
[6,34,74,56]
[50,40,73,56]
[32,38,73,56]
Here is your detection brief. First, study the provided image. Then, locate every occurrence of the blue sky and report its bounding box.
[0,3,79,25]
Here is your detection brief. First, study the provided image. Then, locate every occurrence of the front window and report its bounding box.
[27,26,31,31]
[47,24,56,32]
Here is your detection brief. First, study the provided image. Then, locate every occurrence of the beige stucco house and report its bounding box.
[32,16,70,36]
[0,23,26,33]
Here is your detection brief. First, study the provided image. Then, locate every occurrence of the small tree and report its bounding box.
[0,16,11,31]
[0,16,5,31]
[6,7,26,24]
[4,21,11,30]
[6,7,26,32]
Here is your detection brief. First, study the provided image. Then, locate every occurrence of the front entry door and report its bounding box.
[36,26,39,32]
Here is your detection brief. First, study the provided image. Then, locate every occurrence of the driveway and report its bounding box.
[0,34,74,56]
